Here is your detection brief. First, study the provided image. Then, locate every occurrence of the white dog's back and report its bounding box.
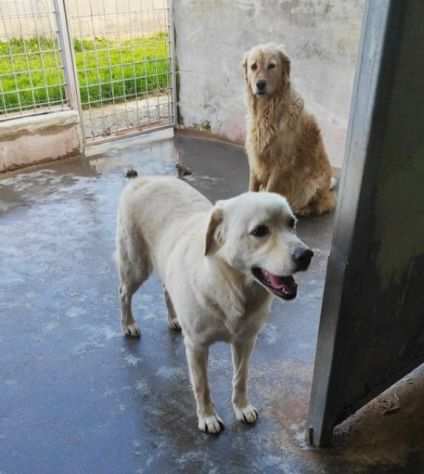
[117,176,211,281]
[119,176,211,225]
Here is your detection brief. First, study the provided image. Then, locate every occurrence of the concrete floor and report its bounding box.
[0,134,423,474]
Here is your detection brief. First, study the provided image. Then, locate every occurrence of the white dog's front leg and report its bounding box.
[231,337,258,424]
[185,344,224,434]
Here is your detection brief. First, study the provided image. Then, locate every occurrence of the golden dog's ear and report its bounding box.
[277,45,291,79]
[241,52,248,82]
[204,204,224,256]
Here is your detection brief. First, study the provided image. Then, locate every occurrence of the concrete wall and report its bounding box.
[173,0,366,167]
[0,111,82,173]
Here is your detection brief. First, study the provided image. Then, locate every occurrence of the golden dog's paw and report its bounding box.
[233,404,258,424]
[122,323,141,338]
[198,414,225,434]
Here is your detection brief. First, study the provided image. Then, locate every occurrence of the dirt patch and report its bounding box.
[259,359,424,471]
[332,365,424,466]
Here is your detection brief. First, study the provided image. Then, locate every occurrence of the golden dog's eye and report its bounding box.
[251,63,257,71]
[250,224,269,237]
[288,217,296,229]
[268,63,276,70]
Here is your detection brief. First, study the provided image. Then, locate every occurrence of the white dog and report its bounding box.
[116,175,313,434]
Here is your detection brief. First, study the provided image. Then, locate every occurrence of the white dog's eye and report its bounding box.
[250,224,270,238]
[251,63,257,71]
[268,63,276,70]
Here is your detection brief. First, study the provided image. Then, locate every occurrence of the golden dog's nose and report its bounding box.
[256,80,266,91]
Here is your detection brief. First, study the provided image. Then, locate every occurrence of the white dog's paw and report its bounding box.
[122,323,141,338]
[198,414,224,434]
[233,404,258,424]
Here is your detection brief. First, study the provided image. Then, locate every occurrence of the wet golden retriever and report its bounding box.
[243,43,335,216]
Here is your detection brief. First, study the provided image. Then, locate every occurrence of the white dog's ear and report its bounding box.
[277,44,290,78]
[204,204,224,256]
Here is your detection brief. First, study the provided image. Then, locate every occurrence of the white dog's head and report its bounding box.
[242,43,290,98]
[205,192,312,300]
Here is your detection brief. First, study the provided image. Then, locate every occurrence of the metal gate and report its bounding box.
[65,0,174,142]
[0,0,175,144]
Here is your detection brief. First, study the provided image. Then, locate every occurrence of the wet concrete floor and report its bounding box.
[0,134,423,473]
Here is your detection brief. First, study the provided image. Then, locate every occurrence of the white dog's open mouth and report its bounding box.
[252,267,297,300]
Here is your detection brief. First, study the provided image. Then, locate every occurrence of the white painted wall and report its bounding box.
[174,0,366,167]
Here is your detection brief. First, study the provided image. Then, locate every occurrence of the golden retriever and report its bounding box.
[116,176,313,433]
[243,43,336,216]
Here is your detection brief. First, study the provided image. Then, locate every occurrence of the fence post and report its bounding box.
[53,0,86,154]
[167,0,177,128]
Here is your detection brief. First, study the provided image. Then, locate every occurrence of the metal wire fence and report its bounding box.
[67,0,173,141]
[0,0,174,142]
[0,0,67,119]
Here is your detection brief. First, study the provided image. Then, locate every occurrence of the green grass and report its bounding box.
[0,32,170,114]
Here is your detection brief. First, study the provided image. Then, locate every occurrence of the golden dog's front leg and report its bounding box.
[231,337,258,424]
[185,344,224,434]
[249,170,261,192]
[265,167,281,193]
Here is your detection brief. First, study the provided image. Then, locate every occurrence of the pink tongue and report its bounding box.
[268,273,286,289]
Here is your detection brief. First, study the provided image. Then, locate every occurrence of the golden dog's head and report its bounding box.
[242,43,290,98]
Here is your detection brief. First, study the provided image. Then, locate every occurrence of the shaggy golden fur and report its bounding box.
[243,43,336,216]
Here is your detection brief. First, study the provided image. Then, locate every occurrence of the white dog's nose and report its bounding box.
[293,247,313,271]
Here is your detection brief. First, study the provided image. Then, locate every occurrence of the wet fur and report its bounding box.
[243,44,336,216]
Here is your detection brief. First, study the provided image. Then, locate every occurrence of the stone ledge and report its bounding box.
[0,110,82,173]
[0,110,80,140]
